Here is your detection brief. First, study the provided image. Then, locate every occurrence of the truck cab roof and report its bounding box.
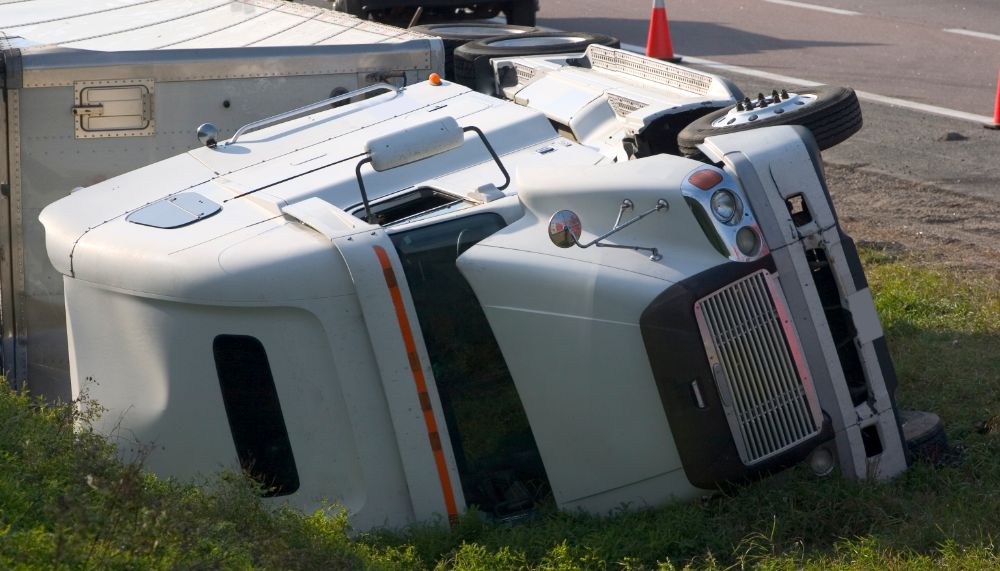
[39,80,610,299]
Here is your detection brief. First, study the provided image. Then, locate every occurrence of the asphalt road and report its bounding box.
[538,0,1000,117]
[536,0,1000,202]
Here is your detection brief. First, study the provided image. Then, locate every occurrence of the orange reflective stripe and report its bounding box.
[373,245,459,526]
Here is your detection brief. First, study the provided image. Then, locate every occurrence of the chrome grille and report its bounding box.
[694,270,822,465]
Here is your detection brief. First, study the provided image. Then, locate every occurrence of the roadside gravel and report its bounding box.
[826,163,1000,277]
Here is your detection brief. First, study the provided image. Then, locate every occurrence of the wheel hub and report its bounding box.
[711,91,817,128]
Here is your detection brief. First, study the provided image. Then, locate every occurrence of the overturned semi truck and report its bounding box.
[0,0,444,400]
[40,47,928,531]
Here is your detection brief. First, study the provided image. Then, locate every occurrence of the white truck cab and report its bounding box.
[40,55,909,530]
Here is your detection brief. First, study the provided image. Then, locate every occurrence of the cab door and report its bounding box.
[387,211,553,519]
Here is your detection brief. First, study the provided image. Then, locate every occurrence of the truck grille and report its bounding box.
[694,270,822,465]
[607,93,649,117]
[586,45,713,95]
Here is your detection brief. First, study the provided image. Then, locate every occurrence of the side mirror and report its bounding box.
[545,199,668,261]
[548,210,582,248]
[197,123,220,148]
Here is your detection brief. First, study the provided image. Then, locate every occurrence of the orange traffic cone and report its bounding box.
[988,68,1000,130]
[646,0,680,63]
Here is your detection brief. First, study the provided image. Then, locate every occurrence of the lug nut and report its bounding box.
[736,101,745,111]
[771,89,780,102]
[757,93,768,108]
[781,89,790,99]
[743,96,753,110]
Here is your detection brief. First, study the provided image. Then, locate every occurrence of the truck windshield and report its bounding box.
[390,213,552,519]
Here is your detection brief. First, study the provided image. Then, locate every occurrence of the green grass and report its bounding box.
[2,249,999,569]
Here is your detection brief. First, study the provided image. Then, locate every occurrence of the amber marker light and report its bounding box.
[688,169,723,190]
[429,73,443,86]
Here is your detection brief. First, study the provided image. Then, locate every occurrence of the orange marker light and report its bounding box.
[429,73,442,86]
[688,169,723,190]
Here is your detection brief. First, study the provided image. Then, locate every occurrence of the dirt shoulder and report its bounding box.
[825,162,1000,277]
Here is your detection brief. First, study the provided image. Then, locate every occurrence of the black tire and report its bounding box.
[409,23,539,81]
[332,0,365,18]
[900,410,953,465]
[676,85,863,156]
[453,31,620,94]
[505,0,537,26]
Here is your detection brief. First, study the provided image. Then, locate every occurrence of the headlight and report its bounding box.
[683,167,768,262]
[736,226,761,256]
[710,189,742,224]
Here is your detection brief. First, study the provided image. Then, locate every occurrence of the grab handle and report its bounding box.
[226,83,401,146]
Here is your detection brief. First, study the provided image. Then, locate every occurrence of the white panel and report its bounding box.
[63,3,258,51]
[3,0,418,49]
[317,28,387,45]
[249,18,352,46]
[9,0,232,47]
[169,10,304,48]
[0,0,156,28]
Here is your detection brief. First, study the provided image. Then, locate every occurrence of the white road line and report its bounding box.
[620,42,994,125]
[943,28,1000,42]
[762,0,861,16]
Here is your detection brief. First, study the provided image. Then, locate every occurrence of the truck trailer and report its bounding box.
[40,47,917,530]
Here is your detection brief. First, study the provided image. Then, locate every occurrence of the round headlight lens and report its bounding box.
[710,190,741,224]
[736,226,761,256]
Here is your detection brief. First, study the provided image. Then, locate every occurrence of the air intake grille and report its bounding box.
[607,93,649,116]
[694,270,822,465]
[515,64,537,85]
[586,44,713,95]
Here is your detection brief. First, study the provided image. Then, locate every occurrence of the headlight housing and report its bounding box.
[682,167,768,262]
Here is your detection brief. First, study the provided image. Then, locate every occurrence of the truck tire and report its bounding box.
[409,23,539,81]
[333,0,365,18]
[676,85,863,156]
[505,1,537,26]
[901,410,954,465]
[453,31,620,94]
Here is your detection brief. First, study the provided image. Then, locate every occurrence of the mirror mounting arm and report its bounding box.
[570,199,669,261]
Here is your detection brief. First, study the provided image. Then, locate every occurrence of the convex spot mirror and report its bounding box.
[548,210,582,248]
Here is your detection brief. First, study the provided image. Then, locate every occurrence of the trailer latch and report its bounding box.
[71,103,104,117]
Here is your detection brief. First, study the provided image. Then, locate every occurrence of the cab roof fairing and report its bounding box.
[38,81,609,302]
